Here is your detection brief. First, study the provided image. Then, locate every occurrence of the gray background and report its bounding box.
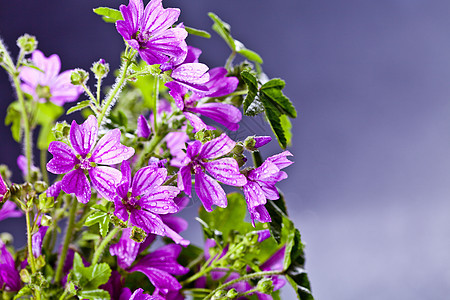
[1,0,450,299]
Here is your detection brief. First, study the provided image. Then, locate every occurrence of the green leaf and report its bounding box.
[241,71,263,116]
[280,114,293,147]
[85,211,110,237]
[13,286,32,299]
[261,79,297,118]
[285,273,314,300]
[185,26,211,38]
[93,7,123,23]
[261,98,287,149]
[67,100,91,115]
[109,110,128,128]
[208,12,236,51]
[235,40,263,64]
[5,102,22,142]
[78,289,111,300]
[35,102,64,124]
[37,121,54,150]
[198,193,252,242]
[71,253,112,290]
[265,201,284,244]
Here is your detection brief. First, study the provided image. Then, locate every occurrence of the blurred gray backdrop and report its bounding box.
[1,0,450,299]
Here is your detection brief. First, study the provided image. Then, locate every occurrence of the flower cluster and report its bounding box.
[0,0,310,299]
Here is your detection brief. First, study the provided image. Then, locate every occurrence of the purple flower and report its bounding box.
[0,201,22,222]
[0,175,8,203]
[165,47,241,132]
[243,151,293,225]
[19,50,83,105]
[129,288,163,300]
[32,216,48,258]
[47,115,135,204]
[112,161,183,238]
[110,232,188,295]
[166,131,189,168]
[129,244,188,294]
[0,241,21,292]
[116,0,187,65]
[17,155,39,179]
[137,114,152,139]
[177,133,247,212]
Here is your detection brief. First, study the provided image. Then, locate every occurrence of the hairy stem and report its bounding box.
[54,198,78,283]
[92,227,121,265]
[152,75,160,133]
[40,149,49,184]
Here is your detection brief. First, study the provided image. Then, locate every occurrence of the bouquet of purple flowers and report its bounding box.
[0,0,313,299]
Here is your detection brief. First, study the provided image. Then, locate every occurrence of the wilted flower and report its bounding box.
[19,50,83,105]
[47,115,135,203]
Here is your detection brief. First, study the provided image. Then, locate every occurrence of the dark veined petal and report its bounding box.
[249,205,271,226]
[136,244,188,275]
[113,199,129,222]
[0,175,7,195]
[129,288,156,300]
[47,141,77,174]
[194,166,227,212]
[61,168,91,204]
[189,102,241,131]
[254,136,272,148]
[242,180,266,209]
[171,63,209,86]
[91,129,134,165]
[129,209,165,235]
[266,150,294,170]
[143,2,180,36]
[161,215,188,234]
[203,158,247,186]
[163,225,190,246]
[202,67,239,98]
[177,165,192,196]
[89,166,122,201]
[116,0,142,40]
[131,167,167,197]
[69,115,98,157]
[183,112,215,133]
[165,81,186,110]
[117,161,132,199]
[110,228,140,269]
[129,266,181,292]
[248,160,280,181]
[138,186,180,214]
[199,133,235,160]
[257,171,287,200]
[137,115,151,139]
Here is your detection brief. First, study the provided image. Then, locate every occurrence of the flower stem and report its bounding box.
[81,82,97,104]
[136,133,165,168]
[252,150,263,168]
[54,198,78,283]
[97,56,132,126]
[203,270,283,300]
[25,210,37,274]
[92,227,120,265]
[225,51,236,70]
[40,149,49,184]
[152,75,159,133]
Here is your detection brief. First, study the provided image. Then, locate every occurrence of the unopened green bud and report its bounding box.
[40,214,52,227]
[34,181,48,193]
[226,288,239,299]
[0,233,13,245]
[257,278,274,294]
[91,58,109,79]
[232,259,246,271]
[20,269,31,283]
[36,84,52,101]
[35,255,46,270]
[9,184,21,198]
[130,226,147,243]
[17,34,37,54]
[110,215,127,228]
[39,193,55,211]
[31,271,48,288]
[70,68,89,86]
[232,142,244,155]
[211,290,227,300]
[244,136,256,150]
[52,121,71,141]
[0,51,4,64]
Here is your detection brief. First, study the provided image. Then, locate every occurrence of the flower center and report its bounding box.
[36,84,52,100]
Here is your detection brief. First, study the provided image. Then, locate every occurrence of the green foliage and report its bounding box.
[208,13,263,64]
[67,100,91,115]
[185,26,211,38]
[84,204,112,237]
[93,7,123,23]
[5,101,21,142]
[69,252,112,299]
[35,102,64,150]
[240,72,296,149]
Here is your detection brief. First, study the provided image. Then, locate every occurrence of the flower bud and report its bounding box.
[70,68,89,86]
[16,34,38,54]
[20,269,31,283]
[91,58,109,79]
[40,214,52,227]
[244,136,272,151]
[226,288,239,299]
[38,193,55,211]
[0,232,13,245]
[257,278,274,294]
[52,121,71,141]
[9,184,22,198]
[35,255,46,270]
[110,215,127,228]
[211,290,227,300]
[130,226,147,243]
[34,181,48,194]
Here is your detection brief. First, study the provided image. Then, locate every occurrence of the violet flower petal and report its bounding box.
[171,63,209,86]
[47,141,77,174]
[194,167,227,212]
[32,226,48,258]
[137,115,152,139]
[69,115,98,157]
[117,161,132,199]
[110,228,140,269]
[62,168,91,204]
[199,133,236,160]
[183,111,215,132]
[254,136,272,148]
[91,129,134,165]
[130,210,165,235]
[129,288,157,300]
[0,201,22,222]
[266,150,294,170]
[203,158,247,186]
[137,244,188,275]
[163,225,190,246]
[89,166,122,201]
[138,186,180,214]
[243,181,266,209]
[189,102,241,131]
[177,166,192,196]
[129,266,181,292]
[47,181,62,198]
[131,167,167,197]
[250,205,271,226]
[113,199,129,222]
